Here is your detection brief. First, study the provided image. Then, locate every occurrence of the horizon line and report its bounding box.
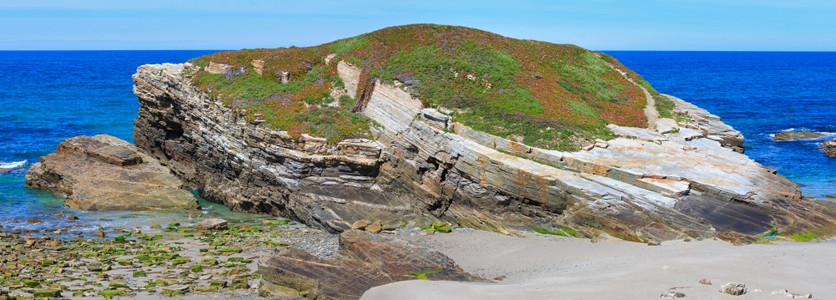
[2,49,836,53]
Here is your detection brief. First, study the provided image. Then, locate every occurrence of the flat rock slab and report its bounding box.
[259,230,481,299]
[25,134,198,211]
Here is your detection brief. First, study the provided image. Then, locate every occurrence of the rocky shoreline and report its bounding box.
[0,214,337,299]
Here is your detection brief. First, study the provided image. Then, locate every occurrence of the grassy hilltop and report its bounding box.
[189,24,672,150]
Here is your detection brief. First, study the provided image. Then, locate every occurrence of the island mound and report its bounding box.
[132,24,836,246]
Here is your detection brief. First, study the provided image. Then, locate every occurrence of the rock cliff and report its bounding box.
[25,134,198,210]
[133,61,836,243]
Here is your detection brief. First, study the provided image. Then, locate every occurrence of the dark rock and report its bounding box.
[224,66,248,79]
[195,218,228,232]
[395,73,419,87]
[823,139,836,157]
[258,230,481,299]
[774,131,828,141]
[67,215,79,220]
[25,134,198,211]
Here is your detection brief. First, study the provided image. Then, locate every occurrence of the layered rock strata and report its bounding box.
[258,230,480,299]
[25,134,198,210]
[133,62,836,243]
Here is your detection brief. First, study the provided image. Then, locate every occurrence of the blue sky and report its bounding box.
[1,0,835,51]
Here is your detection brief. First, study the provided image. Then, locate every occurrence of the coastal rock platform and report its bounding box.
[25,134,198,211]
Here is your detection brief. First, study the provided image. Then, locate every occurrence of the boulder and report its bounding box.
[25,134,198,211]
[195,218,228,232]
[823,139,836,157]
[258,230,480,299]
[774,131,828,141]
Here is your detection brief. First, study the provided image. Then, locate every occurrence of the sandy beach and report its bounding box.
[363,230,836,299]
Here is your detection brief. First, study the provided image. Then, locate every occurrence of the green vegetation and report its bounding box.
[421,222,453,233]
[410,268,444,280]
[532,226,578,237]
[191,24,654,150]
[789,231,820,242]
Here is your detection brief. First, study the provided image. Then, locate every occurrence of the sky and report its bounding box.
[1,0,835,51]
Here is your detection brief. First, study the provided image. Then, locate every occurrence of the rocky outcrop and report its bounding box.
[665,96,745,153]
[258,230,480,299]
[823,139,836,157]
[25,134,198,211]
[132,63,836,243]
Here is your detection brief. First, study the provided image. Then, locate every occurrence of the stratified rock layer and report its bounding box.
[25,134,198,211]
[258,230,480,299]
[132,63,836,243]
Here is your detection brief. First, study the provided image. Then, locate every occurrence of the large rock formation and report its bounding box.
[132,61,836,243]
[25,134,198,210]
[824,139,836,158]
[258,230,480,299]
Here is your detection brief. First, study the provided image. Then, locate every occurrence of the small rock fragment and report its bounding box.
[699,278,712,285]
[365,221,382,234]
[351,220,370,230]
[720,282,747,296]
[67,215,78,220]
[660,290,686,298]
[771,289,812,298]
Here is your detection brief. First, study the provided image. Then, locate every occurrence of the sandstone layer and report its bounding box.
[25,134,198,211]
[132,62,836,243]
[258,230,480,299]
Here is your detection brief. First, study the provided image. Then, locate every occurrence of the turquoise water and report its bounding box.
[1,51,833,236]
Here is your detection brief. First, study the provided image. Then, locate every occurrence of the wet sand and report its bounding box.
[364,230,836,299]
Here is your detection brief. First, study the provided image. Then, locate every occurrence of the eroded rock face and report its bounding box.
[25,134,198,211]
[258,230,480,299]
[823,139,836,157]
[132,63,836,243]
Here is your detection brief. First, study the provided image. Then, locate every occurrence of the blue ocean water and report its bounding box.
[0,51,222,236]
[607,51,836,198]
[0,51,833,235]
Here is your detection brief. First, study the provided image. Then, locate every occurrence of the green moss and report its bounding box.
[97,289,127,299]
[34,289,62,298]
[410,269,444,280]
[190,265,203,273]
[789,231,820,242]
[218,247,243,253]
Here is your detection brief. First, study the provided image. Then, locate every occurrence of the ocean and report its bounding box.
[0,51,834,235]
[607,51,836,198]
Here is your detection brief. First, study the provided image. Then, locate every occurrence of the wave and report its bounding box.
[0,160,27,170]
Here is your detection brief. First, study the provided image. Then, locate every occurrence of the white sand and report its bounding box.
[362,230,836,300]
